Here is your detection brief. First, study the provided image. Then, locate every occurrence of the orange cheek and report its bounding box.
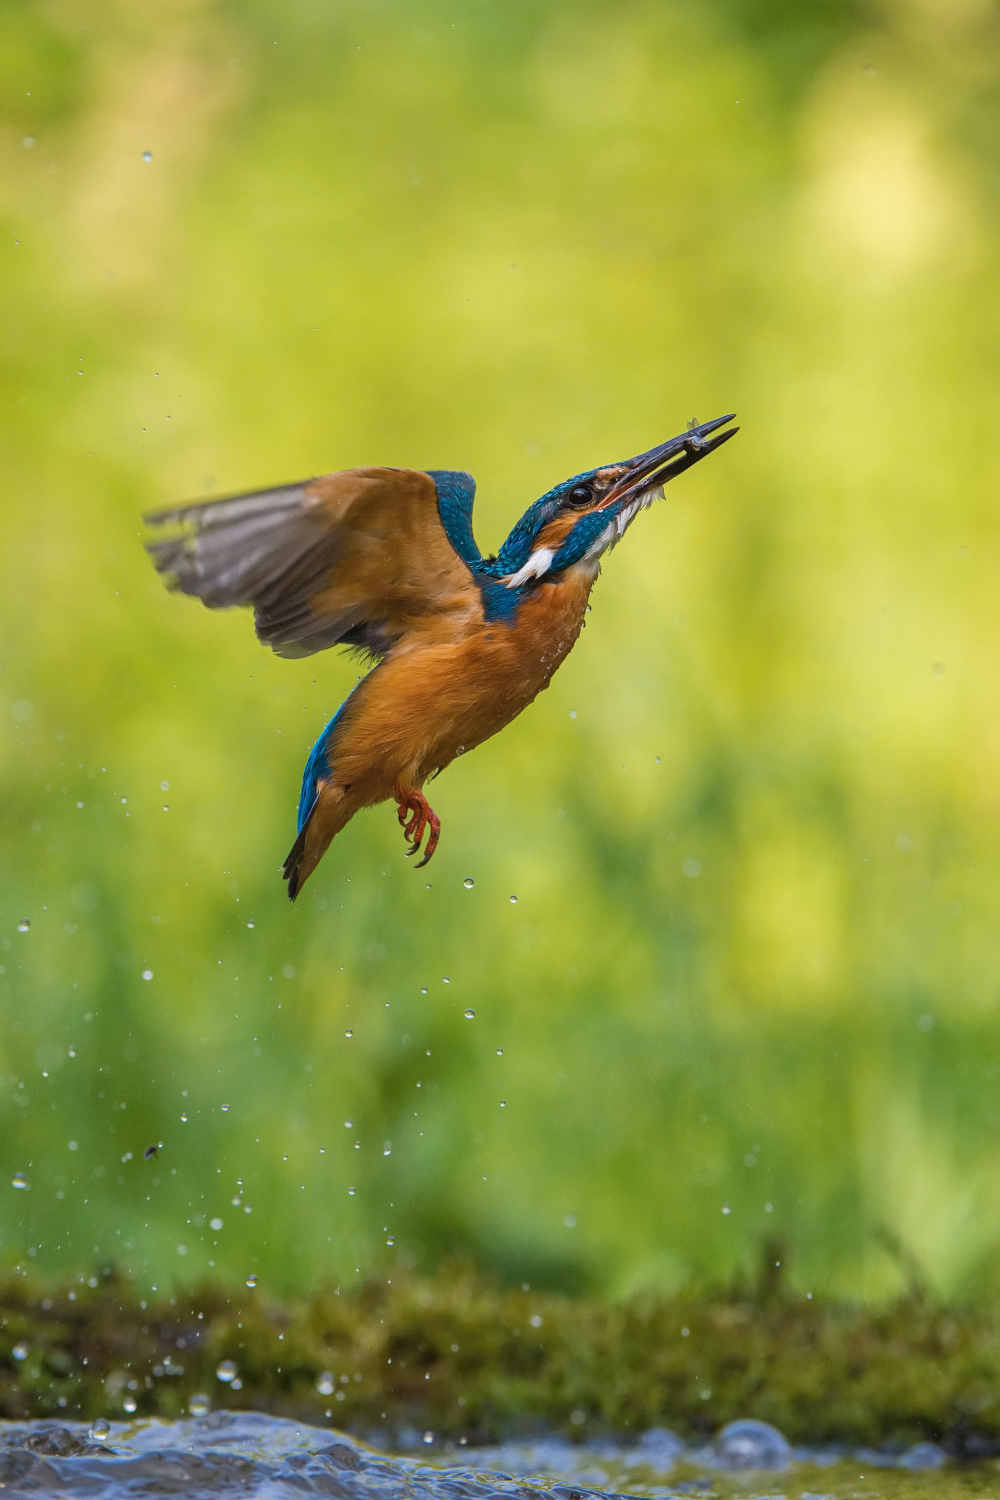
[534,513,582,552]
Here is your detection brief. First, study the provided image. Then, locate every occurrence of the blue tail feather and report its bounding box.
[297,704,346,831]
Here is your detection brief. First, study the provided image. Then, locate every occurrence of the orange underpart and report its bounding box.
[394,786,442,868]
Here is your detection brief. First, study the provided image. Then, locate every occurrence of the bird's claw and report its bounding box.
[394,787,442,868]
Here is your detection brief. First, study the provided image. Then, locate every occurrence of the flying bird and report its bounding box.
[144,414,737,898]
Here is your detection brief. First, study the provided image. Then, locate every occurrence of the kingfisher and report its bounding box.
[144,413,737,898]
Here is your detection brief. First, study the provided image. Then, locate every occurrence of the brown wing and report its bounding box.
[144,467,480,659]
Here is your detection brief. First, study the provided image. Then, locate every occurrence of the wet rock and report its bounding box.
[2,1422,92,1457]
[320,1442,364,1470]
[713,1419,791,1471]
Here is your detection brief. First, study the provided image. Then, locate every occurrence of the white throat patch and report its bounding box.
[581,482,664,563]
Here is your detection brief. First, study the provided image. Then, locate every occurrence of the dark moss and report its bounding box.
[0,1261,998,1452]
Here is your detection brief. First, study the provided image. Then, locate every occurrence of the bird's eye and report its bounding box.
[568,485,591,507]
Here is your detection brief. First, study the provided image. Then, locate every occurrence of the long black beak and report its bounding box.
[603,413,738,506]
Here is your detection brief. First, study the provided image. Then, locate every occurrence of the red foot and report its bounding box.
[394,786,441,868]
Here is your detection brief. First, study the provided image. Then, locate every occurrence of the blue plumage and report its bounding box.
[297,703,347,831]
[427,470,481,567]
[552,509,617,570]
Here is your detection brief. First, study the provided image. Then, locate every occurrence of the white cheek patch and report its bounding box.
[505,547,555,589]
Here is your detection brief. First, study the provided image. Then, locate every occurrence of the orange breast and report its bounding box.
[329,564,596,802]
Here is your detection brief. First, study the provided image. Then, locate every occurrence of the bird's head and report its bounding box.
[495,413,737,588]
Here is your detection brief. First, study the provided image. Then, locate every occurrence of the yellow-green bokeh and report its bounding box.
[2,0,1000,1303]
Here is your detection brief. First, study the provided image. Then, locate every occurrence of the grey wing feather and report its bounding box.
[144,482,349,658]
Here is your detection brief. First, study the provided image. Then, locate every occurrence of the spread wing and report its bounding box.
[144,467,481,660]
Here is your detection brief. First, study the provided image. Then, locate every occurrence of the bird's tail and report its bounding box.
[282,823,312,902]
[282,782,355,900]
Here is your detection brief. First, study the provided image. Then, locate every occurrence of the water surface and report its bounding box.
[0,1415,992,1500]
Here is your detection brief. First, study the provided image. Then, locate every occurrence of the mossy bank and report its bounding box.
[0,1262,997,1453]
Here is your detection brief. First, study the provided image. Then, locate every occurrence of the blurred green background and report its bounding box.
[1,0,999,1306]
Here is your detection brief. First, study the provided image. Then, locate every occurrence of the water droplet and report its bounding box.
[180,1113,187,1122]
[722,1203,731,1215]
[509,896,517,904]
[11,1173,28,1190]
[210,1217,223,1231]
[420,986,428,994]
[564,1214,577,1227]
[68,1046,76,1058]
[141,970,153,981]
[230,1196,241,1207]
[247,920,255,929]
[463,877,475,889]
[90,1418,110,1440]
[189,1394,210,1417]
[17,920,29,933]
[496,1047,503,1056]
[160,780,169,790]
[386,1235,394,1245]
[245,1273,258,1288]
[12,1341,28,1360]
[344,1029,353,1038]
[220,1103,229,1112]
[383,1143,392,1156]
[348,1186,355,1196]
[317,1372,335,1395]
[423,1432,434,1445]
[122,1396,137,1413]
[142,150,152,162]
[500,1099,506,1108]
[464,1009,475,1019]
[529,1314,543,1328]
[216,1360,238,1383]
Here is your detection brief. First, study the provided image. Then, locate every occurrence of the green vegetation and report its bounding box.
[1,1262,1000,1452]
